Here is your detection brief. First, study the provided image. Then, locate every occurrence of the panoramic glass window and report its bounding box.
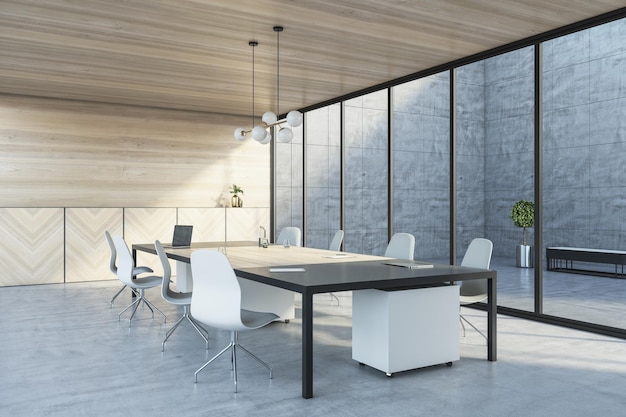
[305,104,341,249]
[344,90,389,255]
[456,46,535,312]
[542,18,626,329]
[273,124,303,239]
[392,72,450,262]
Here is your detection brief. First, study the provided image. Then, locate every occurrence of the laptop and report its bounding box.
[162,225,193,248]
[383,260,433,269]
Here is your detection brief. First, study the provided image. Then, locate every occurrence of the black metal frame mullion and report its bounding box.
[534,43,544,314]
[449,68,457,265]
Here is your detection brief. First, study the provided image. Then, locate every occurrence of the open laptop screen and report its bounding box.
[171,225,193,247]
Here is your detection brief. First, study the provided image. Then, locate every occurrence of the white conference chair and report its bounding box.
[276,226,302,247]
[191,250,278,392]
[329,229,344,251]
[327,230,344,305]
[459,238,493,341]
[112,235,166,326]
[384,232,415,260]
[105,230,153,307]
[155,240,209,352]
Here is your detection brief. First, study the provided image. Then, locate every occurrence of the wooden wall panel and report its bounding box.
[124,207,177,272]
[0,94,271,286]
[0,208,64,285]
[0,94,270,208]
[65,208,123,283]
[178,208,225,243]
[227,208,271,242]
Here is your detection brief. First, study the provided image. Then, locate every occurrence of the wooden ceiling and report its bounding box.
[1,0,625,116]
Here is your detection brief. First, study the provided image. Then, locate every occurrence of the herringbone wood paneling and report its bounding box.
[65,208,123,283]
[0,208,64,285]
[178,208,225,242]
[124,207,177,272]
[227,208,270,242]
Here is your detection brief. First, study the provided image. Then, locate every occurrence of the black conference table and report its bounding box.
[133,242,497,399]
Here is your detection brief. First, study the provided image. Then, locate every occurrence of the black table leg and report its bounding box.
[302,289,314,398]
[487,276,497,361]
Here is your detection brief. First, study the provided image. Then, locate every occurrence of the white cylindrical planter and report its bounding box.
[516,245,533,268]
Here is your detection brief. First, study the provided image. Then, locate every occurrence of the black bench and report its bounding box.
[546,247,626,278]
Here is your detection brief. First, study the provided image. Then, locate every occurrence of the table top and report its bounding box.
[133,242,496,295]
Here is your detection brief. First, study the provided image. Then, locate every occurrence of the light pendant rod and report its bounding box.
[250,41,257,130]
[275,25,282,117]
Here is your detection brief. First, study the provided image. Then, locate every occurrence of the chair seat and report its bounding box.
[241,309,278,329]
[164,290,192,306]
[460,294,488,305]
[132,275,163,289]
[132,266,153,275]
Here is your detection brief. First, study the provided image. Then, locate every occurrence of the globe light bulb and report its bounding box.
[260,130,272,144]
[252,125,267,141]
[262,111,277,125]
[277,127,293,143]
[286,110,303,127]
[233,127,247,141]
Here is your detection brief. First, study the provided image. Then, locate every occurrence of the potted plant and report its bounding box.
[229,184,244,208]
[510,199,534,268]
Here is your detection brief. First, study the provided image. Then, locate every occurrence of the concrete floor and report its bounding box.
[1,265,626,417]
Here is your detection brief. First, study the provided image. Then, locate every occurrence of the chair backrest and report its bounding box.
[112,235,136,287]
[329,230,344,251]
[190,250,245,331]
[105,231,117,274]
[460,238,493,297]
[155,240,175,302]
[276,227,302,247]
[384,233,415,260]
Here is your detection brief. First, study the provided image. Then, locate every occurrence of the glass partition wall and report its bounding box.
[273,14,626,338]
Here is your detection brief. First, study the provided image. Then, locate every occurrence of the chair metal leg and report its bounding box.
[126,299,142,326]
[237,344,273,379]
[117,289,166,327]
[194,331,272,393]
[460,314,487,341]
[195,342,234,383]
[118,297,141,321]
[232,340,238,392]
[162,315,186,351]
[186,315,210,349]
[110,284,127,307]
[162,307,210,352]
[143,297,166,322]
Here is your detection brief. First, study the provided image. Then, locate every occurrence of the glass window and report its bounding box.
[305,104,341,249]
[344,90,389,255]
[392,72,450,262]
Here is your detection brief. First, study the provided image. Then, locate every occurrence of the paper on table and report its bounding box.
[268,267,306,272]
[323,254,355,259]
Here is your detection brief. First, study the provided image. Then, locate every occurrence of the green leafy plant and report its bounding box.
[511,199,535,246]
[229,184,244,195]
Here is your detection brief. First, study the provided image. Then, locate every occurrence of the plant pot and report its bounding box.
[516,245,533,268]
[231,195,242,208]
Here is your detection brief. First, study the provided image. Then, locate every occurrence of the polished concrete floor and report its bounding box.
[1,266,626,417]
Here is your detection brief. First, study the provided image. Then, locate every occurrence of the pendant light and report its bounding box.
[233,26,302,144]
